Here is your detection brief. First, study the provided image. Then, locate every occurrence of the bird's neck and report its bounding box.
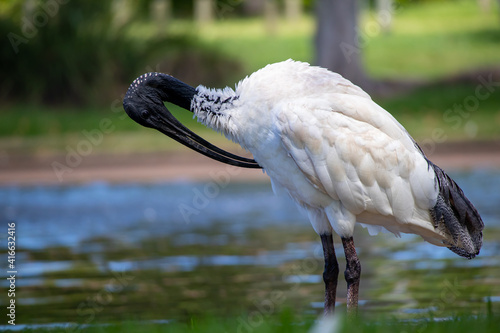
[191,85,239,141]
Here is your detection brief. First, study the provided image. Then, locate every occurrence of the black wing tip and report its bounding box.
[429,161,484,259]
[448,244,481,259]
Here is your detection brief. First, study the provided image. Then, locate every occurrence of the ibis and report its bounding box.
[123,60,483,315]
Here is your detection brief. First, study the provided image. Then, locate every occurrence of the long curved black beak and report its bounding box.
[123,73,261,169]
[155,106,261,168]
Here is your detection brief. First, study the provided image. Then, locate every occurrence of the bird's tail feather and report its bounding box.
[428,162,483,259]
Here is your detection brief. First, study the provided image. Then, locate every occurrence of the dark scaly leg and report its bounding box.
[341,236,361,316]
[320,233,339,315]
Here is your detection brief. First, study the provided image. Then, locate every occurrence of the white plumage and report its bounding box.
[193,60,442,245]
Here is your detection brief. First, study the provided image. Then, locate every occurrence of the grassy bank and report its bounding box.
[2,80,499,156]
[2,0,500,154]
[191,0,500,79]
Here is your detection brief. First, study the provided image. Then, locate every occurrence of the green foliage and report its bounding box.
[1,0,240,106]
[2,0,499,143]
[2,1,133,105]
[378,79,500,140]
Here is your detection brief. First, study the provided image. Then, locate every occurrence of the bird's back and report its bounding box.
[428,160,483,258]
[230,60,483,258]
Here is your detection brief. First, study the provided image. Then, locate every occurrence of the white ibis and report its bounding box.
[123,60,483,315]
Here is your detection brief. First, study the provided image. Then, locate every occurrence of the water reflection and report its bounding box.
[0,170,499,324]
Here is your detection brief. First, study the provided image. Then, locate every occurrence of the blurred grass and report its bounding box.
[379,81,500,140]
[2,0,500,154]
[364,0,500,79]
[185,0,500,79]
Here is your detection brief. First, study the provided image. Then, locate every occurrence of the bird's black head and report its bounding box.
[122,92,163,131]
[123,72,261,168]
[123,73,193,128]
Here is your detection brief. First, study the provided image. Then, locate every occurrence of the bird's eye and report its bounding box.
[141,110,150,119]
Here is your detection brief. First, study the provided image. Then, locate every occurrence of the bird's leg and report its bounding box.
[341,236,361,316]
[320,233,339,315]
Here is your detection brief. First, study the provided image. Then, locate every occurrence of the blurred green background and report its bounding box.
[1,0,500,158]
[2,1,500,332]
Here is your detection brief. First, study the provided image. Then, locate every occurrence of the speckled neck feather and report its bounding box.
[192,86,239,140]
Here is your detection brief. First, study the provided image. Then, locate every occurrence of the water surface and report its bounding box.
[1,169,499,325]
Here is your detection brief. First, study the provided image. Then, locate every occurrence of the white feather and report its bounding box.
[192,60,444,245]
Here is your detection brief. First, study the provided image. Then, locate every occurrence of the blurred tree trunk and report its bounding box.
[285,0,302,22]
[376,0,393,33]
[242,0,265,16]
[194,0,214,25]
[265,0,278,35]
[151,0,171,34]
[477,0,491,12]
[315,0,369,89]
[23,0,36,18]
[112,0,132,29]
